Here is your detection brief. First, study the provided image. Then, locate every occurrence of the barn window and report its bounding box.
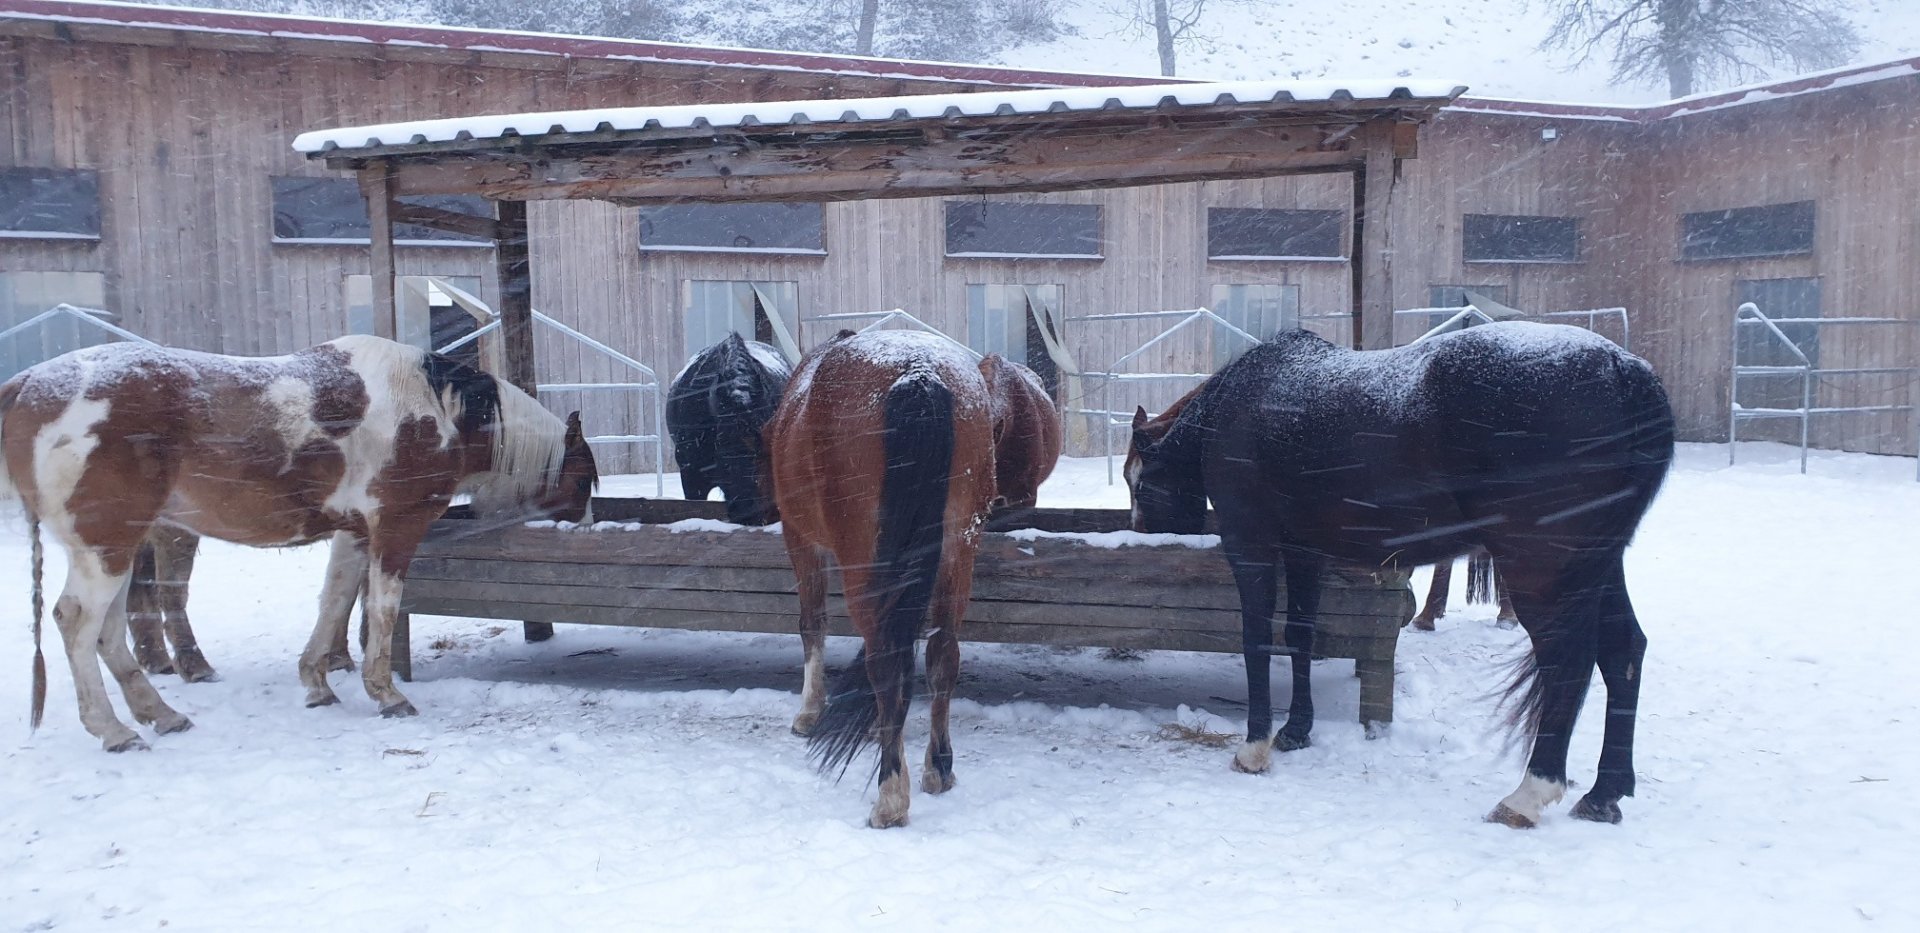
[271,177,492,246]
[1462,214,1580,263]
[1734,277,1822,411]
[1210,283,1299,366]
[1207,208,1344,260]
[681,280,801,364]
[0,168,102,240]
[344,274,489,367]
[967,283,1066,397]
[639,203,826,254]
[945,202,1102,259]
[0,271,110,380]
[1681,201,1815,261]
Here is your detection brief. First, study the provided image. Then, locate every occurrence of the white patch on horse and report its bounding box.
[1492,772,1566,827]
[264,376,325,465]
[31,392,113,577]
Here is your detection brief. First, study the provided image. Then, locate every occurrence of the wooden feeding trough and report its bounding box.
[399,499,1416,727]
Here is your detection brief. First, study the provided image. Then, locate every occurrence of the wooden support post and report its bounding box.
[392,610,413,683]
[1354,120,1400,351]
[493,198,552,643]
[359,162,398,341]
[1355,658,1394,733]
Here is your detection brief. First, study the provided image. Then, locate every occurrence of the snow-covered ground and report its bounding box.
[3,442,1917,928]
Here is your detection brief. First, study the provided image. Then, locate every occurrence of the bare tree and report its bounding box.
[1113,0,1215,76]
[1539,0,1862,97]
[857,0,881,54]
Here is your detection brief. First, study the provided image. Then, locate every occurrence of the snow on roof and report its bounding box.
[1451,55,1920,123]
[0,0,1159,88]
[292,78,1467,155]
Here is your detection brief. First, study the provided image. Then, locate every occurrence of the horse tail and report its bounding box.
[1465,551,1495,605]
[1500,352,1674,739]
[809,372,956,777]
[29,512,46,731]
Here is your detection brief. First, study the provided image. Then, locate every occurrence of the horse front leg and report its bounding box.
[300,532,367,708]
[1274,555,1324,753]
[1224,542,1280,774]
[786,542,833,736]
[359,528,423,718]
[127,540,174,675]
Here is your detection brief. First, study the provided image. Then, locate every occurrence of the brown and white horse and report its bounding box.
[979,354,1061,511]
[772,329,996,828]
[1,334,596,751]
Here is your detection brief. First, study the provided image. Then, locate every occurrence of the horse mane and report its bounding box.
[415,352,566,514]
[1145,329,1333,458]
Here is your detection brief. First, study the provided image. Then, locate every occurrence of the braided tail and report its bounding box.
[30,512,46,731]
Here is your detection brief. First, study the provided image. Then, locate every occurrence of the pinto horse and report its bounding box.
[1,335,596,751]
[666,333,791,525]
[1126,323,1673,827]
[979,354,1061,510]
[771,329,996,828]
[1409,548,1517,631]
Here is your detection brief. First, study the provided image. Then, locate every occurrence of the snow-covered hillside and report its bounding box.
[993,0,1920,102]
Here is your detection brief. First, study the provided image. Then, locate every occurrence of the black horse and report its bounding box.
[1126,323,1673,828]
[666,333,792,525]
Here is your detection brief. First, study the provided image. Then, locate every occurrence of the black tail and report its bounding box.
[1501,355,1675,739]
[1465,551,1495,605]
[809,373,956,777]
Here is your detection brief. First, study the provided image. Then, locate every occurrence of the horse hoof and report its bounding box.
[140,659,176,676]
[104,734,150,753]
[327,653,356,674]
[1273,730,1312,753]
[1485,803,1539,829]
[867,809,910,829]
[1570,794,1624,824]
[1407,617,1436,632]
[381,700,419,718]
[305,693,340,709]
[790,713,819,737]
[922,770,956,795]
[177,653,219,683]
[1496,618,1520,630]
[1231,741,1272,774]
[154,713,194,735]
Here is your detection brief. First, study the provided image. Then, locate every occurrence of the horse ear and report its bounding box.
[1132,406,1150,430]
[565,411,584,441]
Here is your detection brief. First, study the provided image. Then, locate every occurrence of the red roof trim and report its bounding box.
[0,0,1163,88]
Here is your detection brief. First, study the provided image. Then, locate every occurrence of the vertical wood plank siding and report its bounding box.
[2,33,1913,465]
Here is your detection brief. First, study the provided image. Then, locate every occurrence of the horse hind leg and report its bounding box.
[866,644,915,828]
[1408,558,1454,631]
[787,543,832,737]
[155,528,216,683]
[50,555,150,752]
[126,541,174,675]
[300,532,367,708]
[921,566,970,795]
[96,576,193,735]
[1488,579,1602,829]
[1570,558,1645,824]
[1223,542,1280,774]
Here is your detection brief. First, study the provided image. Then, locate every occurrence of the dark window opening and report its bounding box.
[1207,208,1344,259]
[1463,214,1580,263]
[639,203,825,253]
[271,176,491,245]
[1682,201,1815,261]
[0,168,102,238]
[945,202,1102,258]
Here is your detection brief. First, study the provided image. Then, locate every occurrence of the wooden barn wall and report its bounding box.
[1623,80,1920,456]
[4,29,1914,467]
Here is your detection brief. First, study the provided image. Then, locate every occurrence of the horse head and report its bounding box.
[537,410,599,524]
[1125,405,1207,535]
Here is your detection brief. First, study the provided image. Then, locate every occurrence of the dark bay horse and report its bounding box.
[666,333,791,525]
[770,329,996,828]
[1409,548,1517,631]
[980,354,1061,510]
[2,335,596,751]
[1126,323,1673,827]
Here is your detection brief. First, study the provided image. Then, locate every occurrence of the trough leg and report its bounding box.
[523,621,554,643]
[1355,657,1394,736]
[393,610,413,684]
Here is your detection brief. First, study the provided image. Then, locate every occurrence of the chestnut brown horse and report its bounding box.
[1409,548,1517,631]
[771,329,996,828]
[2,335,597,751]
[979,354,1061,510]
